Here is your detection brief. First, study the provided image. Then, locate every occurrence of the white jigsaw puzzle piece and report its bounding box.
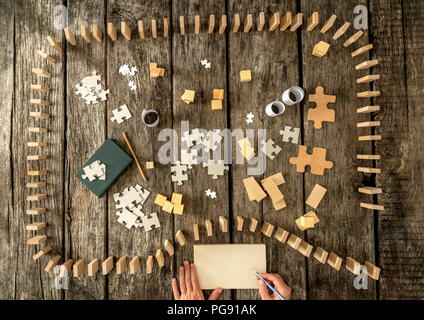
[98,89,110,101]
[116,208,140,230]
[113,186,143,211]
[81,160,106,181]
[201,59,211,69]
[181,148,199,169]
[203,160,229,179]
[171,161,188,185]
[119,64,130,76]
[246,112,255,124]
[202,130,222,151]
[280,125,300,144]
[111,104,132,124]
[260,139,282,160]
[138,211,161,232]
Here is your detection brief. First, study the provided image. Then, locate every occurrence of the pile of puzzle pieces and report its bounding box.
[113,184,161,231]
[154,192,184,215]
[81,160,106,181]
[75,71,109,104]
[171,129,230,184]
[243,172,286,211]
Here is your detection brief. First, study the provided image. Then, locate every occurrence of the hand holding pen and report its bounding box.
[255,273,291,300]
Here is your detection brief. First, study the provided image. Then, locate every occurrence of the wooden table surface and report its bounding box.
[1,0,423,300]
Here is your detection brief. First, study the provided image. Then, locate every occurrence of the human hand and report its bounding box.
[257,273,291,300]
[172,260,223,300]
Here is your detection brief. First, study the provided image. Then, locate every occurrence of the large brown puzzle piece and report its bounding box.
[289,145,334,175]
[307,86,336,129]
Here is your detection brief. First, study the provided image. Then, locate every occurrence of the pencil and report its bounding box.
[122,131,147,181]
[254,271,285,300]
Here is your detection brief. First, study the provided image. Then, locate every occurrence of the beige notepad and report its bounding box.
[193,244,266,289]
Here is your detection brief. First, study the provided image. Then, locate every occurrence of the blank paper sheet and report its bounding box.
[193,244,267,289]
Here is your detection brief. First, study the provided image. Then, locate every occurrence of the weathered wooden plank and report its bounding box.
[0,0,16,300]
[106,0,174,299]
[301,0,376,299]
[64,0,106,299]
[228,0,305,300]
[13,0,65,299]
[172,0,230,299]
[370,0,424,299]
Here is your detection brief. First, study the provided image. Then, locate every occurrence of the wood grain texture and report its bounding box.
[64,0,107,300]
[13,0,65,299]
[228,0,306,300]
[301,0,376,299]
[0,0,16,300]
[172,0,231,300]
[106,0,174,300]
[0,0,423,300]
[370,0,424,299]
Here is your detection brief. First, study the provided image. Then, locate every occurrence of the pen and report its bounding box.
[254,271,285,300]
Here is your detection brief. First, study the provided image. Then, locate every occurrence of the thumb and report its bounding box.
[258,280,273,300]
[208,288,223,300]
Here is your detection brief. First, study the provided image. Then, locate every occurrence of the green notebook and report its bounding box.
[76,139,133,197]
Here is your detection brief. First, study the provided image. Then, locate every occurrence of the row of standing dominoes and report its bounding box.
[351,40,384,212]
[34,217,380,281]
[25,37,63,262]
[39,12,371,49]
[311,21,384,212]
